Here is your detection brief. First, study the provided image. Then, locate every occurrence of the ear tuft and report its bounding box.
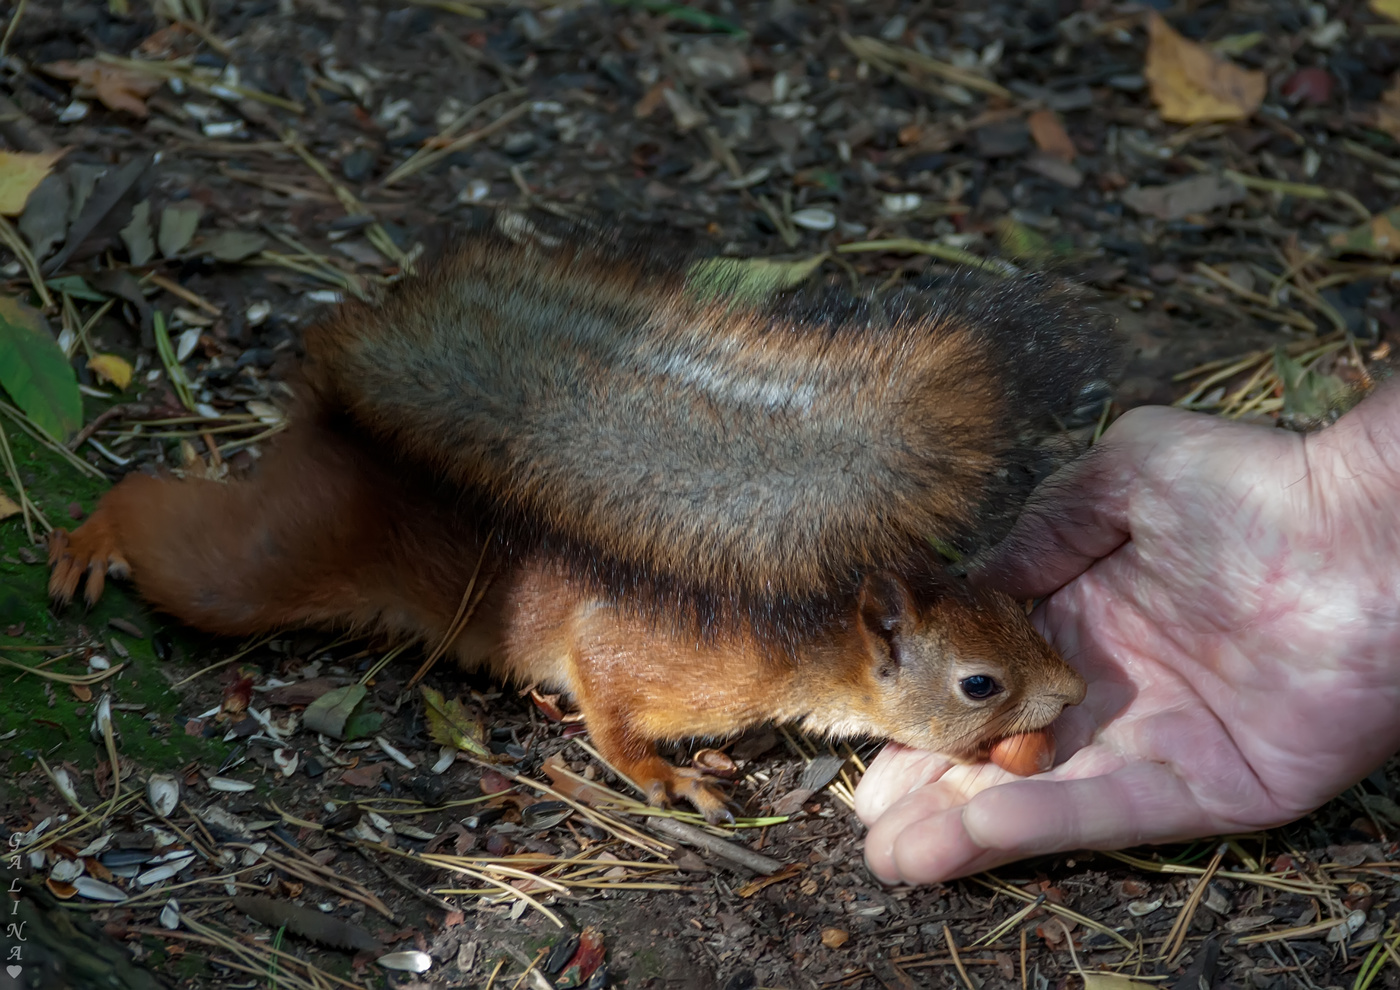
[856,571,915,637]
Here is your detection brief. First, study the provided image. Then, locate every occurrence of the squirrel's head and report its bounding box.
[848,572,1085,762]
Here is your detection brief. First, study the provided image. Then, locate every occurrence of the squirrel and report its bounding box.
[49,221,1114,823]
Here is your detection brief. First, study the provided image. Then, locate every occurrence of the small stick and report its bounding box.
[646,818,784,875]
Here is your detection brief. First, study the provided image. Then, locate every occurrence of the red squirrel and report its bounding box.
[50,221,1114,823]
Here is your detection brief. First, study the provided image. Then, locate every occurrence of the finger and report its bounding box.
[853,743,957,824]
[972,406,1203,598]
[864,761,1213,886]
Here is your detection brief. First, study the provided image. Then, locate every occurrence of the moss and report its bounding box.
[0,412,224,803]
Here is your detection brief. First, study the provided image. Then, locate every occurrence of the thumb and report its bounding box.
[971,406,1201,599]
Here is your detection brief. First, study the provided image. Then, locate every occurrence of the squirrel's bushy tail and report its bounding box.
[303,227,1117,603]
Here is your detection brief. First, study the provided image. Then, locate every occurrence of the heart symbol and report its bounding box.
[5,965,20,978]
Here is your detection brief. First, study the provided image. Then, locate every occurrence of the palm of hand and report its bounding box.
[859,406,1400,885]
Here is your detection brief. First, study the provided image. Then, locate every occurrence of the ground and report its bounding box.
[1,1,1400,989]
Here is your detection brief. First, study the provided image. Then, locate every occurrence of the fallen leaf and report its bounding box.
[541,754,619,807]
[1121,174,1246,221]
[0,490,19,521]
[555,927,605,989]
[821,928,850,949]
[1083,975,1158,990]
[1211,32,1264,56]
[1144,13,1266,123]
[120,199,155,266]
[1281,67,1333,106]
[87,353,133,390]
[1330,208,1400,258]
[46,275,106,302]
[262,676,351,707]
[634,79,672,119]
[1372,0,1400,22]
[997,217,1054,261]
[0,150,67,216]
[1274,347,1354,429]
[0,296,82,442]
[19,172,71,261]
[303,683,368,740]
[339,762,385,788]
[222,674,254,715]
[158,202,203,258]
[42,60,164,117]
[685,254,827,304]
[1374,76,1400,143]
[202,230,267,262]
[1026,109,1075,162]
[420,685,491,757]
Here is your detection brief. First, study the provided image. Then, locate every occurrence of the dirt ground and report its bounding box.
[3,1,1400,988]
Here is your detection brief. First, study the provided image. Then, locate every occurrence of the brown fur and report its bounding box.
[302,225,1117,619]
[50,412,1085,823]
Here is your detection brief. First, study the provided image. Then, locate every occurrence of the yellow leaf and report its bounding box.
[0,150,66,216]
[0,489,19,521]
[420,685,491,757]
[1372,0,1400,23]
[1144,13,1266,124]
[87,353,133,390]
[1082,975,1159,990]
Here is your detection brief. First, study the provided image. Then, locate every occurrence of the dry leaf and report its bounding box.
[0,489,20,521]
[1374,76,1400,142]
[1144,13,1266,123]
[87,353,133,390]
[0,150,67,216]
[1027,109,1075,162]
[1372,0,1400,23]
[42,60,165,118]
[1121,174,1246,221]
[1082,975,1159,990]
[1331,208,1400,258]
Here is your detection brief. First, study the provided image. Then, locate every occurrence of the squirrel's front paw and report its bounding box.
[641,765,739,826]
[48,516,130,607]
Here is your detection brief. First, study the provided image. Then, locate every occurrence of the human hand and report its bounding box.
[858,387,1400,885]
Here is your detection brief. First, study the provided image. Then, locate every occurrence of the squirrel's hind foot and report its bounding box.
[48,518,129,607]
[639,763,738,826]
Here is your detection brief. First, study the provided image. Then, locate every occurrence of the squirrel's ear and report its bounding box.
[856,572,915,675]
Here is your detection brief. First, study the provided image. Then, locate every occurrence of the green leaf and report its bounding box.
[342,709,383,742]
[45,275,107,302]
[685,254,827,305]
[303,684,367,740]
[121,199,155,266]
[420,685,491,757]
[202,230,268,262]
[0,296,82,441]
[996,217,1052,262]
[1273,346,1353,427]
[158,202,203,258]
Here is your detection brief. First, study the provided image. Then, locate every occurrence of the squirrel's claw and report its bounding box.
[646,766,737,826]
[47,522,129,608]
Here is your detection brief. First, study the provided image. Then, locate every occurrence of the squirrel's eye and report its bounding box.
[959,675,1001,701]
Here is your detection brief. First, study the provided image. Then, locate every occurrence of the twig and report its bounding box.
[646,818,784,875]
[382,101,531,186]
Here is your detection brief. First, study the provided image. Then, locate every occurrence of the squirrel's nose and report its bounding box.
[1057,668,1087,707]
